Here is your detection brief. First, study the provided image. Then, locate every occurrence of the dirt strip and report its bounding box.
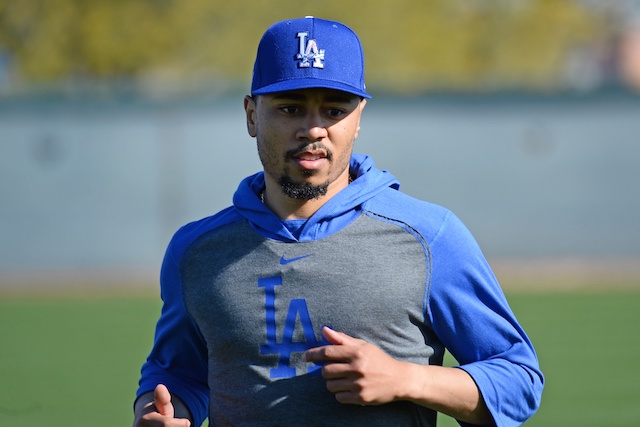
[0,267,159,297]
[490,257,640,292]
[1,258,639,297]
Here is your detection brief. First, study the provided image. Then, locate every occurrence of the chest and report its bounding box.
[181,214,434,375]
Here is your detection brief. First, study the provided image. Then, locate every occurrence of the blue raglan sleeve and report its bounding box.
[426,211,544,427]
[136,231,210,426]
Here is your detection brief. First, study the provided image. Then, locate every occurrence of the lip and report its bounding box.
[292,149,328,170]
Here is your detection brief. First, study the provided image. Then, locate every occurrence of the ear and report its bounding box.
[244,95,257,138]
[354,99,367,140]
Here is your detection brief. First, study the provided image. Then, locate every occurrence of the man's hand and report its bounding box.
[133,384,192,427]
[303,326,411,405]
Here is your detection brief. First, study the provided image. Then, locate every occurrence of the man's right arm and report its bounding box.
[135,229,211,426]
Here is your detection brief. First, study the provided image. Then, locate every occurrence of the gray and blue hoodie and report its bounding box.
[137,153,543,427]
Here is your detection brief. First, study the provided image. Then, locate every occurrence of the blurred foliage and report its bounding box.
[0,0,612,94]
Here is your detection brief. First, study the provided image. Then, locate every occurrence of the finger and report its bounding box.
[303,345,330,363]
[322,326,366,346]
[320,359,357,377]
[153,384,175,417]
[321,326,349,345]
[325,378,355,395]
[304,343,352,363]
[334,390,366,405]
[304,329,365,363]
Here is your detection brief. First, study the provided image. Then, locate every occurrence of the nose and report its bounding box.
[296,110,328,142]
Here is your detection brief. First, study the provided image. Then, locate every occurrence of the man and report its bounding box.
[134,16,543,427]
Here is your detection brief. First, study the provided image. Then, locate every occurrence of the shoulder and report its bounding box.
[168,206,245,256]
[362,187,460,245]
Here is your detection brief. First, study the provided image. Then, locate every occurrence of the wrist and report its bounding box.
[396,363,431,403]
[133,391,156,415]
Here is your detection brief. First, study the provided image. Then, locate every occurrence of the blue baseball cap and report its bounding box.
[251,16,371,98]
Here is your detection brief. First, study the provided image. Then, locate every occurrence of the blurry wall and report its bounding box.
[1,94,639,277]
[1,0,640,285]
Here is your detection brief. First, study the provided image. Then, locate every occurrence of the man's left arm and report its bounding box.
[425,211,544,426]
[304,326,493,425]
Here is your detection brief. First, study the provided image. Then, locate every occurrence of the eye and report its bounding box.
[326,108,345,118]
[280,105,300,114]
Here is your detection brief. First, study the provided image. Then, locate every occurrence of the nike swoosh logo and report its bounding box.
[280,254,313,265]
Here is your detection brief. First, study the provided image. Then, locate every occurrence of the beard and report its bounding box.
[278,175,329,200]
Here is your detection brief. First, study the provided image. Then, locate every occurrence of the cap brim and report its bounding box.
[251,78,371,99]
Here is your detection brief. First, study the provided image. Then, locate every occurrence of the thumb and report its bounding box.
[153,384,175,418]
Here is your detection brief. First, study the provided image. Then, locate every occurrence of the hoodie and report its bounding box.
[137,153,543,427]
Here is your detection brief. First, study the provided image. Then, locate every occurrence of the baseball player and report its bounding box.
[133,16,543,427]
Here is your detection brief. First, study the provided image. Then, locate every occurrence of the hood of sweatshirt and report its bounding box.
[232,153,400,242]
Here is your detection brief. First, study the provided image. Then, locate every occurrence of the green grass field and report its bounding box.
[1,287,639,426]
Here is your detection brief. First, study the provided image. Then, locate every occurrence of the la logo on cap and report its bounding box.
[296,32,325,69]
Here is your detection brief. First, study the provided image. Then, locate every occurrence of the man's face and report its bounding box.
[244,88,366,200]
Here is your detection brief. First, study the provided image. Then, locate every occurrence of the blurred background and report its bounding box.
[1,0,640,288]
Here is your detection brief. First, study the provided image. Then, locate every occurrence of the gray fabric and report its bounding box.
[181,213,442,426]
